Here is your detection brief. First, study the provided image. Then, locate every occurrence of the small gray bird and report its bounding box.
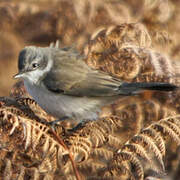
[14,45,177,122]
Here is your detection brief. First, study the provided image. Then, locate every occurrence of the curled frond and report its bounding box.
[82,23,177,92]
[115,151,144,180]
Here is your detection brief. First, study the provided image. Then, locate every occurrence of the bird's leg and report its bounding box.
[47,116,69,127]
[68,122,84,132]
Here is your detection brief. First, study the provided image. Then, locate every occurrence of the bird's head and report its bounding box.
[14,46,52,84]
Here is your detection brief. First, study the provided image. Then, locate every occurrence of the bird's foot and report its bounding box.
[68,122,84,132]
[47,116,69,129]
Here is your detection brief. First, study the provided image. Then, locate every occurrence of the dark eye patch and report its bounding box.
[18,49,27,71]
[18,47,49,72]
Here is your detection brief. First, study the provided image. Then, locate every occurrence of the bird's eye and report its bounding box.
[32,63,39,69]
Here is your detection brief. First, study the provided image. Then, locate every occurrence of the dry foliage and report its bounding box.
[0,93,180,179]
[1,31,180,178]
[84,24,176,85]
[0,0,180,179]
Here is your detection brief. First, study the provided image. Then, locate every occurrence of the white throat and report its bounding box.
[23,58,53,85]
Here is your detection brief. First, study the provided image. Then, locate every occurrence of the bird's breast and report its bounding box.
[23,80,107,121]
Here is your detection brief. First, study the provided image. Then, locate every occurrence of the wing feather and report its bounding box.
[42,48,121,96]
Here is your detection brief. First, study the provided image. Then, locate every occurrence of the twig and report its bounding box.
[50,128,81,180]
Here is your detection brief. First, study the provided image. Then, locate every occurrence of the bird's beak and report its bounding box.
[13,72,25,79]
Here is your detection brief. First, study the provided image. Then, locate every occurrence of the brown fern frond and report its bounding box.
[107,135,124,149]
[65,106,177,178]
[115,151,144,180]
[16,97,55,121]
[1,0,180,179]
[0,98,81,180]
[129,134,165,171]
[151,117,180,145]
[70,137,92,163]
[78,159,107,177]
[91,147,113,162]
[16,97,73,129]
[141,128,166,157]
[84,24,176,86]
[0,106,70,179]
[0,97,53,126]
[1,93,180,179]
[103,115,180,179]
[121,143,151,163]
[67,115,124,160]
[2,108,66,155]
[101,164,136,180]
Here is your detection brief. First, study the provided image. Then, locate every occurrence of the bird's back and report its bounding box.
[43,47,122,97]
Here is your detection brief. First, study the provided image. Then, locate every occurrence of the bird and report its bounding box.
[14,44,177,123]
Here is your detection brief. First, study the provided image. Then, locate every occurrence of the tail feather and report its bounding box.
[119,82,178,95]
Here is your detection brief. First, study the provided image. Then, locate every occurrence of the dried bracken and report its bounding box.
[0,99,68,179]
[1,1,180,179]
[84,24,176,85]
[0,91,179,179]
[99,116,180,180]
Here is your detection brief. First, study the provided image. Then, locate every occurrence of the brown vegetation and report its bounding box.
[0,0,180,179]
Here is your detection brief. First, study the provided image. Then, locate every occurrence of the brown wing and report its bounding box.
[42,48,122,97]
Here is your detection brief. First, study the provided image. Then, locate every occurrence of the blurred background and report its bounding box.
[0,0,180,96]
